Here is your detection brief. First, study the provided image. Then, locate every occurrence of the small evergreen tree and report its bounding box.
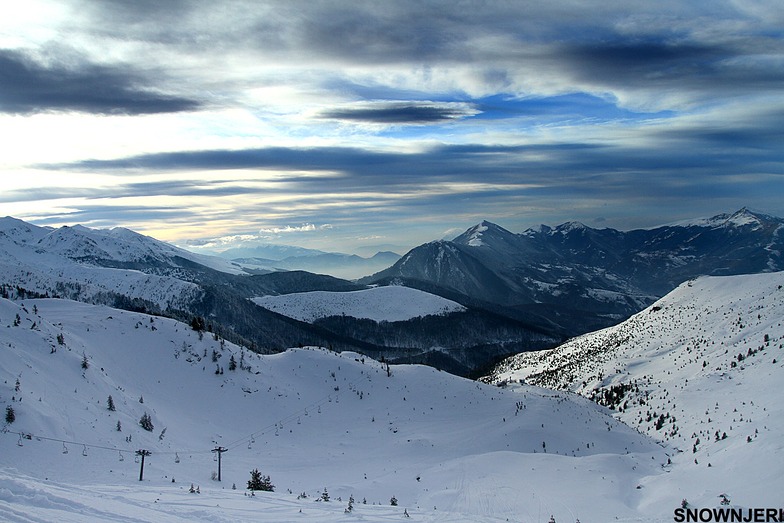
[390,495,398,506]
[107,395,116,411]
[190,316,206,332]
[259,474,274,492]
[116,420,122,431]
[139,412,154,432]
[321,487,330,502]
[5,405,15,424]
[229,354,237,371]
[247,468,274,492]
[247,468,263,491]
[81,353,89,370]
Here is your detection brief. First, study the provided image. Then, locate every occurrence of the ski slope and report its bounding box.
[1,297,668,522]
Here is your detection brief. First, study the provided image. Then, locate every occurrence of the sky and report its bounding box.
[1,0,782,256]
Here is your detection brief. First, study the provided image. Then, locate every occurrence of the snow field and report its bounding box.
[2,298,667,522]
[252,285,466,323]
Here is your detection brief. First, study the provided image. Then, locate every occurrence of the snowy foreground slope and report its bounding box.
[0,299,671,522]
[488,272,784,512]
[252,285,466,322]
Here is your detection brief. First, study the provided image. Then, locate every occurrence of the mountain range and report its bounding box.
[217,244,401,281]
[1,208,782,376]
[362,208,784,335]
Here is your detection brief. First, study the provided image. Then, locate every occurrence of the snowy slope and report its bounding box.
[487,271,784,511]
[1,297,670,522]
[252,285,466,322]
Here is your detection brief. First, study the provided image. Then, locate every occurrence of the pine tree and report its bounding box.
[390,495,398,506]
[139,412,154,432]
[247,468,274,492]
[229,354,237,371]
[259,474,275,492]
[81,353,89,370]
[5,405,15,424]
[247,468,263,491]
[107,395,116,411]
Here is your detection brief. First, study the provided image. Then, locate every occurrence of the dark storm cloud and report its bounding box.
[318,102,476,124]
[40,121,784,201]
[0,49,200,115]
[558,37,784,91]
[42,144,604,183]
[63,1,784,106]
[30,205,195,228]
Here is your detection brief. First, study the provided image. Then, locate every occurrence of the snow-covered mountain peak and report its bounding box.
[662,207,772,230]
[0,216,49,244]
[453,221,516,248]
[552,220,589,234]
[463,222,489,247]
[719,207,768,229]
[0,220,245,276]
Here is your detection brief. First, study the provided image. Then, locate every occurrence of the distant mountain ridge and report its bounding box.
[0,216,553,375]
[2,208,782,376]
[232,251,401,280]
[362,208,784,336]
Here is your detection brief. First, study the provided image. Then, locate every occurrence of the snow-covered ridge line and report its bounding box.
[252,285,466,323]
[486,271,784,513]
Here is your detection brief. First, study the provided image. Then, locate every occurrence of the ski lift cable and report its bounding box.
[0,428,212,457]
[222,375,355,451]
[220,352,385,452]
[1,349,380,457]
